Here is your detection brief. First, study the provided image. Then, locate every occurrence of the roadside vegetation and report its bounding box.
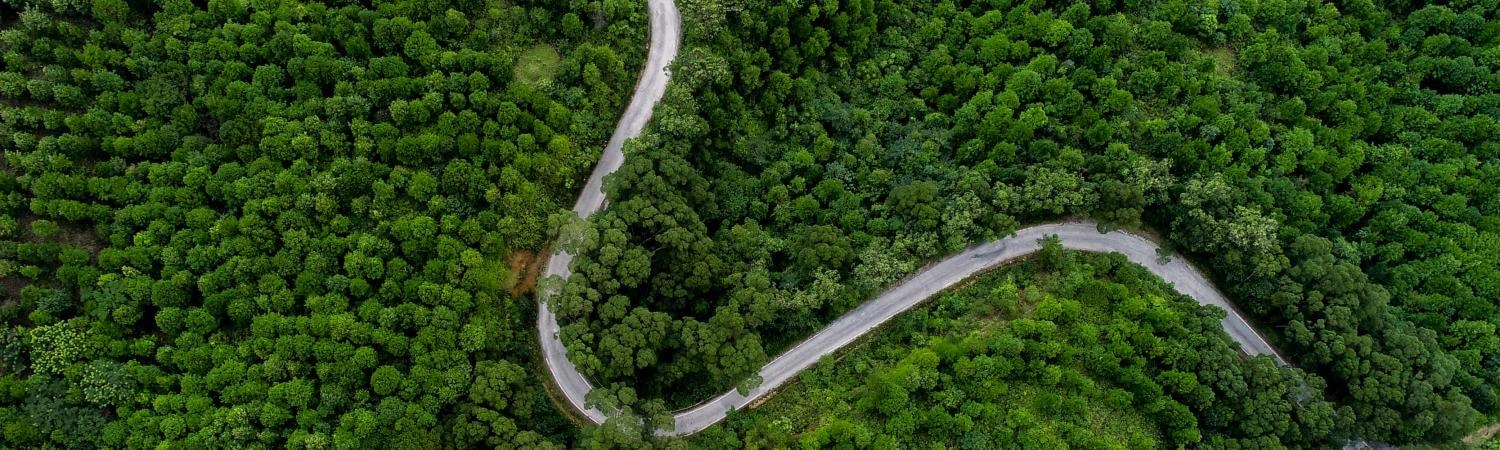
[2,0,1497,447]
[692,249,1335,448]
[555,0,1498,445]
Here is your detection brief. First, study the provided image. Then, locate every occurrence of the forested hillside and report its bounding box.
[0,0,645,447]
[694,249,1339,448]
[553,0,1499,444]
[4,0,1498,446]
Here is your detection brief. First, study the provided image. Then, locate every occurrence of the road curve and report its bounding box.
[535,0,1288,437]
[661,221,1286,435]
[537,0,682,426]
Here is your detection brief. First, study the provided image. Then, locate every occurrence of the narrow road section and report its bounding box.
[535,0,1289,437]
[537,0,682,426]
[663,221,1285,435]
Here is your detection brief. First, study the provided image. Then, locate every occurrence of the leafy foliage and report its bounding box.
[0,0,648,447]
[562,0,1498,444]
[691,252,1340,448]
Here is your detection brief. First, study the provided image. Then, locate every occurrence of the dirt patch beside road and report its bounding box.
[508,248,549,296]
[1463,421,1500,446]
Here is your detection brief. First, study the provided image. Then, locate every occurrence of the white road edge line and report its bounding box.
[534,0,1296,438]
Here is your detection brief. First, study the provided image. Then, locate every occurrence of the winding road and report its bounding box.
[536,0,1288,437]
[537,0,681,428]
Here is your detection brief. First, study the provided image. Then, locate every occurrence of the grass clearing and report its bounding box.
[1207,47,1237,77]
[1005,382,1163,446]
[515,44,562,86]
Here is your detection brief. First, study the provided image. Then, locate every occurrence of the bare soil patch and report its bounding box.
[508,248,550,296]
[1463,421,1500,446]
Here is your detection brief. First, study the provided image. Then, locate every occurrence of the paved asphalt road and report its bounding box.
[662,221,1287,435]
[534,0,1294,438]
[537,0,681,427]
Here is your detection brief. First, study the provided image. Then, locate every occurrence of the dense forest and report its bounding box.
[3,0,1498,447]
[0,0,648,447]
[693,249,1339,448]
[551,0,1500,445]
